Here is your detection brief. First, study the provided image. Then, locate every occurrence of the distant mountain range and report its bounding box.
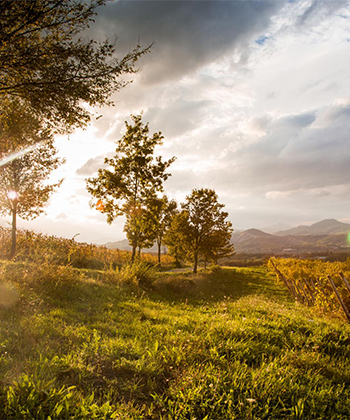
[103,219,350,255]
[275,219,350,236]
[232,219,350,254]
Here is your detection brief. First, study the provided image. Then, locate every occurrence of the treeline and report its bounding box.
[0,2,234,272]
[86,115,234,273]
[0,112,234,273]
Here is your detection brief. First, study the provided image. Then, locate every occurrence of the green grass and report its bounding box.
[0,261,349,419]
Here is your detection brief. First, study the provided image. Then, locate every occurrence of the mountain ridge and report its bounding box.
[102,219,350,254]
[276,218,350,236]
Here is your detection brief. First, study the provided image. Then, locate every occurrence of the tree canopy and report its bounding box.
[165,188,234,273]
[0,0,150,134]
[86,114,175,262]
[0,101,64,257]
[147,195,178,263]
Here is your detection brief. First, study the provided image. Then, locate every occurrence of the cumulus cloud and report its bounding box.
[76,155,111,176]
[205,103,350,194]
[296,0,349,27]
[55,212,68,220]
[93,0,284,84]
[23,1,350,241]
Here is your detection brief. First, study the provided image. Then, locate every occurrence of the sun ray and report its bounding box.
[0,141,46,168]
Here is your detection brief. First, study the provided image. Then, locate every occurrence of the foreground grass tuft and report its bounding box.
[0,262,349,419]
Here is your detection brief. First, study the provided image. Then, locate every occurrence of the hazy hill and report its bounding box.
[232,229,284,253]
[104,239,131,251]
[104,239,158,253]
[260,223,293,234]
[232,220,350,254]
[277,219,350,236]
[232,230,349,254]
[104,219,350,255]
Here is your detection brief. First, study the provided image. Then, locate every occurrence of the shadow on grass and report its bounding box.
[151,266,292,306]
[0,263,293,410]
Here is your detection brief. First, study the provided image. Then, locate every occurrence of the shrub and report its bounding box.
[120,261,157,288]
[208,264,223,274]
[0,227,174,269]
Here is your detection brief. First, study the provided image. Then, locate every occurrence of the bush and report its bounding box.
[0,261,84,307]
[120,261,157,288]
[0,227,174,269]
[208,264,223,274]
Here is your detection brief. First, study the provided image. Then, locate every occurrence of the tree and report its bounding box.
[163,211,188,268]
[123,200,155,257]
[171,189,234,273]
[200,224,235,267]
[0,0,150,136]
[0,103,64,258]
[86,114,176,262]
[147,195,177,263]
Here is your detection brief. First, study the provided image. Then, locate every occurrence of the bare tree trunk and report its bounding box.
[131,244,137,264]
[9,204,17,259]
[193,250,198,274]
[157,241,161,264]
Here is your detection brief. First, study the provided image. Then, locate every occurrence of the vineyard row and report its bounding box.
[269,258,350,323]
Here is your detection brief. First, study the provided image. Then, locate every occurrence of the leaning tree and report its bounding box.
[0,0,150,141]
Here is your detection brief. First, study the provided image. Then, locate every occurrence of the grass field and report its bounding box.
[0,262,349,419]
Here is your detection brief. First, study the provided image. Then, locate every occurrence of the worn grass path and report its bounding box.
[0,263,349,419]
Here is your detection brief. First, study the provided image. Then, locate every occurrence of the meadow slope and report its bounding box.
[0,263,349,419]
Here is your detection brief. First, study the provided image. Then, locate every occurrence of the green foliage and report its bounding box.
[0,103,64,220]
[163,211,189,266]
[86,114,175,260]
[120,260,158,288]
[165,188,234,273]
[0,101,64,258]
[1,263,350,419]
[208,264,223,274]
[0,227,174,268]
[0,0,150,134]
[146,195,178,263]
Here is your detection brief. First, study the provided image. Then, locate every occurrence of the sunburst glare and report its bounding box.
[0,141,46,168]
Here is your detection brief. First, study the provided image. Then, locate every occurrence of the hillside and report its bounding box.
[232,225,349,254]
[231,219,350,254]
[276,218,350,236]
[0,262,350,419]
[104,239,158,252]
[104,219,350,255]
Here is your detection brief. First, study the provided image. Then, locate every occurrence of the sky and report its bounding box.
[2,0,350,244]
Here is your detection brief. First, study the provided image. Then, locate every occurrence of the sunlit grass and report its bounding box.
[0,262,349,418]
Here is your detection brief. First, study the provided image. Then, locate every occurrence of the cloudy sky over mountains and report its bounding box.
[4,0,350,244]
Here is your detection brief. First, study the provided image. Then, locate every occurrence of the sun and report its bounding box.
[7,190,18,201]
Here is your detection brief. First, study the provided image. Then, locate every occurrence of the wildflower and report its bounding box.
[246,398,256,403]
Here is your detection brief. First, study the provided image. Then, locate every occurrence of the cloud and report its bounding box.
[55,212,68,220]
[76,155,110,176]
[144,99,212,138]
[19,0,350,240]
[296,0,349,27]
[93,0,284,84]
[210,103,350,193]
